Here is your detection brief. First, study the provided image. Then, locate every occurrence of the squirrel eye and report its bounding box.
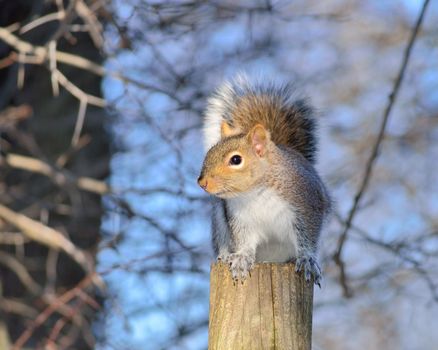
[229,154,242,166]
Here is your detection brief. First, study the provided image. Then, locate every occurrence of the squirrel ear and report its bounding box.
[249,124,269,157]
[221,121,240,138]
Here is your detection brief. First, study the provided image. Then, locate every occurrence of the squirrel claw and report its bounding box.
[225,253,255,281]
[217,253,229,262]
[295,256,322,286]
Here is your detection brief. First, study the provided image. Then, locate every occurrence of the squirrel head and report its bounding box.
[198,123,272,198]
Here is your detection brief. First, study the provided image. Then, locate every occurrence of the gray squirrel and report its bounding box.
[197,75,331,285]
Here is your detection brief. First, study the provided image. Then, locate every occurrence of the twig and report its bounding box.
[49,0,78,43]
[46,249,59,294]
[12,275,95,350]
[0,252,42,294]
[3,152,110,195]
[0,27,183,104]
[17,52,25,89]
[98,248,198,275]
[0,27,104,74]
[20,12,66,34]
[75,0,104,49]
[71,98,88,146]
[52,69,106,107]
[350,224,438,302]
[0,232,30,245]
[0,204,92,274]
[56,134,91,167]
[333,0,431,297]
[0,105,32,126]
[49,40,60,96]
[0,27,105,105]
[0,298,38,318]
[0,52,16,69]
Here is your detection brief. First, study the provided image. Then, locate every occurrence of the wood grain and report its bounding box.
[209,262,313,350]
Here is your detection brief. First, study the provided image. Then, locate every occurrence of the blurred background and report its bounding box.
[0,0,437,349]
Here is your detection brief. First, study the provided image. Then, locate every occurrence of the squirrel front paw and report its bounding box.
[295,256,322,287]
[225,253,255,281]
[217,252,229,262]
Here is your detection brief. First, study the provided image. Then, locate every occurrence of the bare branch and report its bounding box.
[2,153,110,195]
[16,52,25,89]
[0,232,30,245]
[48,40,60,96]
[0,204,92,274]
[52,69,106,107]
[0,298,38,318]
[71,98,88,146]
[0,26,182,103]
[75,0,104,49]
[0,252,42,295]
[20,12,66,34]
[0,105,32,126]
[12,275,95,350]
[333,0,432,297]
[0,27,106,107]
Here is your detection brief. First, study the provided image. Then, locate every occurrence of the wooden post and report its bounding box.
[208,262,314,350]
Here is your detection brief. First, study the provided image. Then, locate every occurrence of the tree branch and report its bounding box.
[333,0,431,297]
[0,204,92,274]
[2,153,110,195]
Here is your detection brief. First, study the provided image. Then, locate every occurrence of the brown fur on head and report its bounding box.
[198,124,271,198]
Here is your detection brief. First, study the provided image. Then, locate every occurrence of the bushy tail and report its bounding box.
[203,75,318,163]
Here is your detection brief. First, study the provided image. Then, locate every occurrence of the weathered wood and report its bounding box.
[209,262,313,350]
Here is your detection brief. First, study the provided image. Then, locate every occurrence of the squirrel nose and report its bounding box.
[198,176,208,190]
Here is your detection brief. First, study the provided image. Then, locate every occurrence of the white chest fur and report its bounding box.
[226,187,298,262]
